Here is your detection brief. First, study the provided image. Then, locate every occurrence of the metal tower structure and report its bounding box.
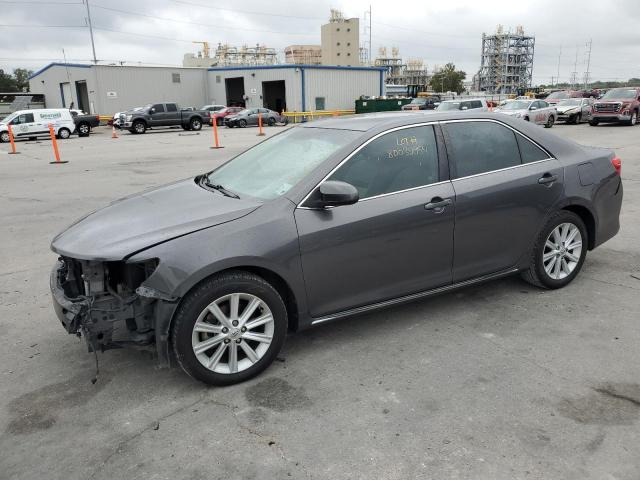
[478,25,535,94]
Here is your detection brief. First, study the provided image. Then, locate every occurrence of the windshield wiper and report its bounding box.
[201,177,240,199]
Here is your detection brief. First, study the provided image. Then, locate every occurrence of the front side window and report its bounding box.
[444,122,520,178]
[328,125,439,200]
[10,113,34,125]
[151,104,165,113]
[206,127,359,200]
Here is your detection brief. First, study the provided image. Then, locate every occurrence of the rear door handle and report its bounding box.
[538,173,558,185]
[424,197,452,212]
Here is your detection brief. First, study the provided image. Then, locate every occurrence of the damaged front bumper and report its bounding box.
[50,257,177,362]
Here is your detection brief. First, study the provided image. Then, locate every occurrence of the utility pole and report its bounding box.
[368,5,372,67]
[556,45,561,88]
[583,39,592,90]
[84,0,97,64]
[570,46,578,90]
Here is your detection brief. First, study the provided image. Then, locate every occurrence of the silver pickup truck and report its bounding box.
[494,99,557,128]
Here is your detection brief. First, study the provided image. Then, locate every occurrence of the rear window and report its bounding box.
[444,121,520,178]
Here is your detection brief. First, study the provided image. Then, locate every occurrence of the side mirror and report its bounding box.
[150,108,156,114]
[529,106,537,110]
[314,181,359,208]
[461,106,468,110]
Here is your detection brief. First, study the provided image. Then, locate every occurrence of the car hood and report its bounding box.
[495,109,527,115]
[556,105,580,113]
[51,178,261,261]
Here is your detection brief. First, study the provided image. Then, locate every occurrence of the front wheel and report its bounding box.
[544,116,555,128]
[171,271,287,386]
[238,119,247,128]
[267,117,276,126]
[626,110,637,126]
[57,128,71,139]
[521,211,587,289]
[132,121,146,134]
[589,119,599,126]
[0,131,9,143]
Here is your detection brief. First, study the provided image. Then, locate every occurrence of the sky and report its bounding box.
[1,0,639,85]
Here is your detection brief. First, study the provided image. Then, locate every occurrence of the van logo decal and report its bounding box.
[40,112,62,120]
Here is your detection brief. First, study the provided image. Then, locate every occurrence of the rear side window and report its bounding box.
[328,125,439,200]
[517,135,550,163]
[166,104,178,112]
[444,122,520,178]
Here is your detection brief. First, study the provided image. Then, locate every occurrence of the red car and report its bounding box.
[208,106,244,126]
[544,90,583,105]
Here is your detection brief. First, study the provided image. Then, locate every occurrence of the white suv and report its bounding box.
[436,98,489,112]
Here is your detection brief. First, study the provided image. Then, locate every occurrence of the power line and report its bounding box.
[168,0,323,21]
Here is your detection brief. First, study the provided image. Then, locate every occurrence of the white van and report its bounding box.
[0,109,76,143]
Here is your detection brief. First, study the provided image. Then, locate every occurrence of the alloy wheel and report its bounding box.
[0,131,9,143]
[542,222,582,280]
[191,293,274,374]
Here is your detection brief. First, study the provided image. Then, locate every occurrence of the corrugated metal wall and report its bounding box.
[207,68,300,111]
[28,65,97,112]
[304,69,381,111]
[95,66,208,113]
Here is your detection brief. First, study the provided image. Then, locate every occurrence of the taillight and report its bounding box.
[611,156,622,176]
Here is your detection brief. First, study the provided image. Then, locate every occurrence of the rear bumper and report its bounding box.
[594,176,623,248]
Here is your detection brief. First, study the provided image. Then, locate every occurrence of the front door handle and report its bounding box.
[538,173,558,185]
[424,197,452,212]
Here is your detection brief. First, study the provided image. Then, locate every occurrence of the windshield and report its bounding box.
[601,88,637,99]
[436,102,463,111]
[547,91,570,100]
[237,109,251,115]
[558,99,582,106]
[0,113,15,124]
[409,98,426,104]
[206,127,359,200]
[500,101,531,110]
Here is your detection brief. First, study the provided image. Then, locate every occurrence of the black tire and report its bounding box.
[182,125,191,131]
[132,120,146,134]
[589,120,599,126]
[282,117,289,125]
[238,119,247,128]
[544,116,555,128]
[77,123,91,137]
[189,117,203,131]
[626,110,638,126]
[521,210,588,289]
[57,127,71,139]
[573,114,581,125]
[217,117,224,126]
[0,131,9,143]
[267,117,276,126]
[523,116,530,122]
[171,271,288,386]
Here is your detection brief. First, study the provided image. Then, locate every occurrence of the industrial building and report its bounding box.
[476,25,535,94]
[284,45,322,65]
[320,9,360,66]
[28,63,384,114]
[183,43,277,68]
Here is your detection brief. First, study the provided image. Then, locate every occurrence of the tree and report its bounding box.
[0,69,17,91]
[430,63,466,94]
[13,68,33,91]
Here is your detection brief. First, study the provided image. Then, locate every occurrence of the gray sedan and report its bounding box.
[224,108,286,128]
[556,98,594,124]
[50,112,623,385]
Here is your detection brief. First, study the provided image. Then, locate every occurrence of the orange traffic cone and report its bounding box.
[112,125,118,139]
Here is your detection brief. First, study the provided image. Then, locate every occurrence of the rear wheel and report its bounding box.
[189,117,203,131]
[521,210,587,289]
[77,123,90,136]
[57,128,71,139]
[172,271,287,386]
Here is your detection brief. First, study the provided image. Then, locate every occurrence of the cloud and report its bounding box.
[1,0,638,84]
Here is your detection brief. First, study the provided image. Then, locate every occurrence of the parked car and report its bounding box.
[224,108,286,128]
[545,90,583,105]
[401,96,440,111]
[436,98,489,112]
[70,109,100,137]
[555,98,593,124]
[209,106,243,126]
[50,111,623,385]
[494,99,557,127]
[119,102,210,134]
[590,87,640,126]
[0,108,75,142]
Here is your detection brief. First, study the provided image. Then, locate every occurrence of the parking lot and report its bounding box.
[1,121,639,480]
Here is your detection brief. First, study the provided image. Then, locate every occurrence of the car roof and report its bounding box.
[301,111,503,132]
